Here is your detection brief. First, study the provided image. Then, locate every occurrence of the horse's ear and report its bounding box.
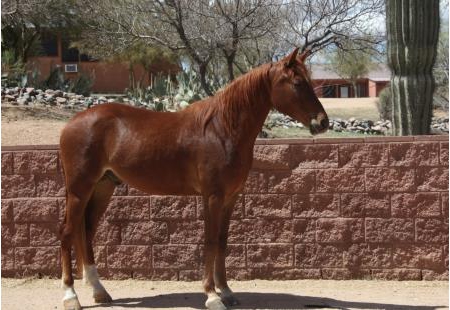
[299,48,312,62]
[284,47,300,68]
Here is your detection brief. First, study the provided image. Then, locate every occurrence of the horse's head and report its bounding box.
[269,47,329,135]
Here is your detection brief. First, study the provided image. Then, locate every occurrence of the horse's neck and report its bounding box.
[215,65,272,146]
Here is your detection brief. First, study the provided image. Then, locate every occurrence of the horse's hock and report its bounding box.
[2,136,448,281]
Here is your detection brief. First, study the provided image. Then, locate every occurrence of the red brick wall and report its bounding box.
[1,136,448,280]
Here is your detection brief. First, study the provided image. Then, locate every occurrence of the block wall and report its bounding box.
[1,136,448,280]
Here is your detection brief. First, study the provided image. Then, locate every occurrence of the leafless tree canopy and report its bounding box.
[2,0,386,94]
[281,0,384,54]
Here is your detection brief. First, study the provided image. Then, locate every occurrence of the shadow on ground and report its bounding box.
[84,292,445,309]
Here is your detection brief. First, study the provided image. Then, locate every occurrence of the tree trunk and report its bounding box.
[199,63,213,96]
[226,55,235,82]
[352,82,358,98]
[386,0,440,135]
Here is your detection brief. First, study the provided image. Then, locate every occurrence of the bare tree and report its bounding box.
[281,0,385,56]
[76,0,386,95]
[327,40,375,98]
[211,0,280,81]
[77,0,221,95]
[1,0,80,63]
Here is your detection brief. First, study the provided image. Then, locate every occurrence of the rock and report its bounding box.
[25,87,36,95]
[349,117,356,123]
[334,124,343,132]
[54,90,63,97]
[84,98,94,107]
[98,96,107,101]
[107,98,115,103]
[45,89,55,94]
[17,98,28,105]
[4,95,15,101]
[56,97,67,104]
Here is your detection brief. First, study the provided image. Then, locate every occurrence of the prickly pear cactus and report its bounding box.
[386,0,440,135]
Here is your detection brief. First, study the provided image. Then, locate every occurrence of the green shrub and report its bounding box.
[67,73,93,96]
[1,49,27,88]
[41,66,65,90]
[376,87,392,121]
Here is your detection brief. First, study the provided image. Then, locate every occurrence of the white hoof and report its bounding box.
[63,297,81,310]
[205,295,227,310]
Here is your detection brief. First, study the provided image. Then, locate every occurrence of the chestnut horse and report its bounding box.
[59,47,328,310]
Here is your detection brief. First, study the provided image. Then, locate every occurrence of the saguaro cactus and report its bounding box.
[386,0,440,135]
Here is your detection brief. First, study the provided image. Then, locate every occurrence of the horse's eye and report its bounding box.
[293,80,302,86]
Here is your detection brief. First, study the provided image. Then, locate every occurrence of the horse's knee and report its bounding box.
[59,223,74,246]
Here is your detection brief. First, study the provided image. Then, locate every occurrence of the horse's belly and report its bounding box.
[110,164,200,196]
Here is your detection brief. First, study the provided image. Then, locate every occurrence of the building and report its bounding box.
[27,31,388,96]
[26,31,180,93]
[310,64,390,98]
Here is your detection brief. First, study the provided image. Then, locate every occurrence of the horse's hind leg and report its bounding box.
[83,175,116,303]
[60,190,92,310]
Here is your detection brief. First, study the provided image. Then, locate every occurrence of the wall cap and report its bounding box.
[2,135,448,151]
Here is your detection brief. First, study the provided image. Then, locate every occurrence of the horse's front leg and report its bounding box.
[202,193,227,310]
[214,196,239,307]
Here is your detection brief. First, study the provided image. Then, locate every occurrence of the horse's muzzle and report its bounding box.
[309,114,329,135]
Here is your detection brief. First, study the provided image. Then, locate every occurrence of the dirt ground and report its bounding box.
[1,105,74,146]
[2,278,448,310]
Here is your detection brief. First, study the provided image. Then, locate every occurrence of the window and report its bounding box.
[340,86,349,98]
[39,31,58,56]
[323,85,336,98]
[61,39,92,62]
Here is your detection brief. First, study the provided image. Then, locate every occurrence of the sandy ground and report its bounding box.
[1,105,74,146]
[2,278,448,310]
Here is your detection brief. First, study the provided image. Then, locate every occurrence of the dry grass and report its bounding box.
[320,98,381,120]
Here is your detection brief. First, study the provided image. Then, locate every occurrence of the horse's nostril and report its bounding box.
[320,118,329,129]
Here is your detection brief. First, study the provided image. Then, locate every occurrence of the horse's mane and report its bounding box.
[193,63,272,136]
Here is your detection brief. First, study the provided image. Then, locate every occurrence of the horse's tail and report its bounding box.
[73,174,117,278]
[59,152,87,279]
[73,214,87,278]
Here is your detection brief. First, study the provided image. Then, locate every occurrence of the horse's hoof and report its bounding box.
[222,294,240,307]
[94,290,113,303]
[205,295,227,310]
[63,297,82,310]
